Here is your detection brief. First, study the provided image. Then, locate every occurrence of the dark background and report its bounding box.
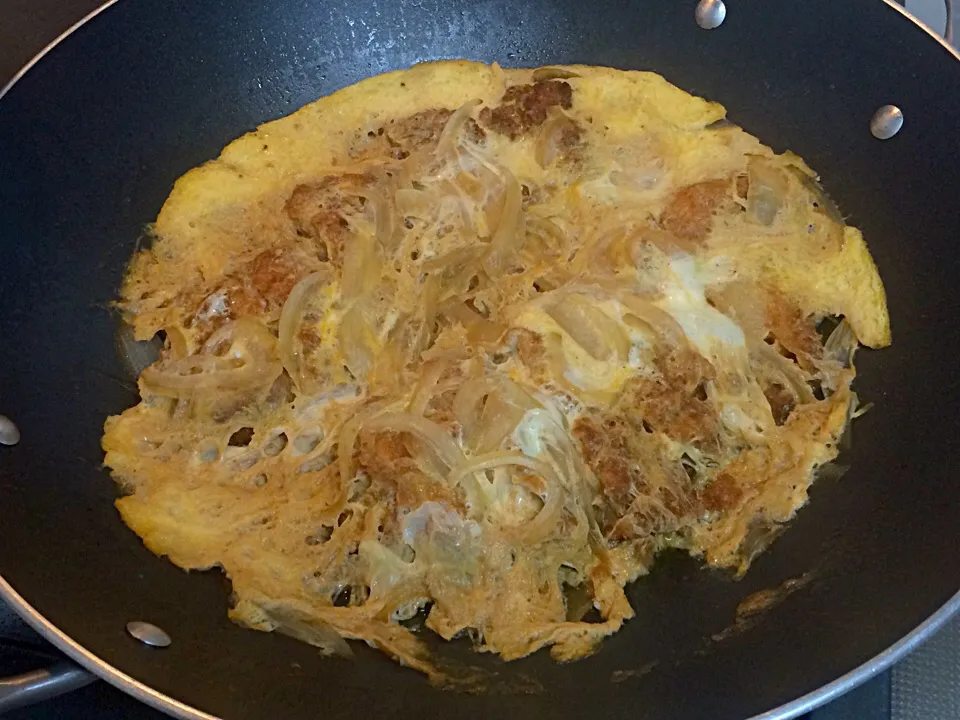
[0,0,909,718]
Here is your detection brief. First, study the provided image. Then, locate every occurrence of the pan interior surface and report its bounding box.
[1,1,959,719]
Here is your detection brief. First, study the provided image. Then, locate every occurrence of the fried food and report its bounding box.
[103,61,889,673]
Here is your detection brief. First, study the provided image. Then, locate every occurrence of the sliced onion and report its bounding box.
[278,272,326,390]
[406,358,449,416]
[422,245,485,275]
[338,402,390,489]
[361,190,396,252]
[364,412,465,472]
[473,392,529,454]
[484,168,524,274]
[438,179,477,230]
[579,225,656,276]
[458,141,505,183]
[535,112,578,168]
[453,376,537,438]
[338,303,378,380]
[546,294,630,362]
[532,66,580,81]
[341,231,380,301]
[143,356,275,396]
[746,157,788,226]
[457,387,509,453]
[453,375,493,443]
[542,331,567,383]
[142,318,281,397]
[202,315,277,356]
[440,301,479,327]
[141,361,281,397]
[616,291,691,350]
[705,281,768,339]
[453,170,485,202]
[610,167,664,192]
[439,301,504,345]
[467,317,506,345]
[525,216,570,259]
[436,99,481,157]
[416,276,440,356]
[449,451,565,543]
[394,188,431,216]
[368,317,410,391]
[751,341,816,404]
[266,609,354,659]
[823,318,858,368]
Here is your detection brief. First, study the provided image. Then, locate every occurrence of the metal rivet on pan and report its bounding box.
[0,414,20,446]
[126,621,172,648]
[870,105,903,140]
[695,0,726,29]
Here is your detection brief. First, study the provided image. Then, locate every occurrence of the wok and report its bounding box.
[1,1,959,718]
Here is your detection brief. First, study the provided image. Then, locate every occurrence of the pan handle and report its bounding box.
[0,660,96,713]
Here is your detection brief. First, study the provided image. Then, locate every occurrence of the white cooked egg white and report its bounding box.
[656,253,745,361]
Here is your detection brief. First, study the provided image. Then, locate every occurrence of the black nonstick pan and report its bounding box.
[2,1,960,718]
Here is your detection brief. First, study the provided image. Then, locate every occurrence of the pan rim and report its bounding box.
[0,0,958,718]
[2,0,959,102]
[3,572,960,720]
[0,575,218,720]
[0,0,122,100]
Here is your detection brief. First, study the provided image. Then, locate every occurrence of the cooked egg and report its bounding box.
[105,61,888,675]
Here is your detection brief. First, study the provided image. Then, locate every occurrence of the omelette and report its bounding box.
[103,61,890,673]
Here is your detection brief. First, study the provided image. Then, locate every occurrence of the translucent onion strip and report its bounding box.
[546,294,630,362]
[746,157,788,226]
[436,99,481,157]
[440,301,504,345]
[369,314,421,392]
[116,323,162,377]
[364,412,465,471]
[266,608,354,659]
[338,402,390,489]
[760,346,816,404]
[360,191,396,252]
[338,303,379,380]
[406,359,449,416]
[616,291,692,351]
[535,112,578,168]
[394,188,431,216]
[532,66,580,82]
[341,230,380,301]
[454,375,539,453]
[484,168,524,274]
[141,356,279,397]
[449,451,565,542]
[823,318,857,368]
[142,318,281,397]
[278,272,326,390]
[525,216,570,259]
[473,392,529,455]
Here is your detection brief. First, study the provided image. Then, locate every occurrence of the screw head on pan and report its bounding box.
[695,0,727,30]
[870,105,904,140]
[126,621,172,648]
